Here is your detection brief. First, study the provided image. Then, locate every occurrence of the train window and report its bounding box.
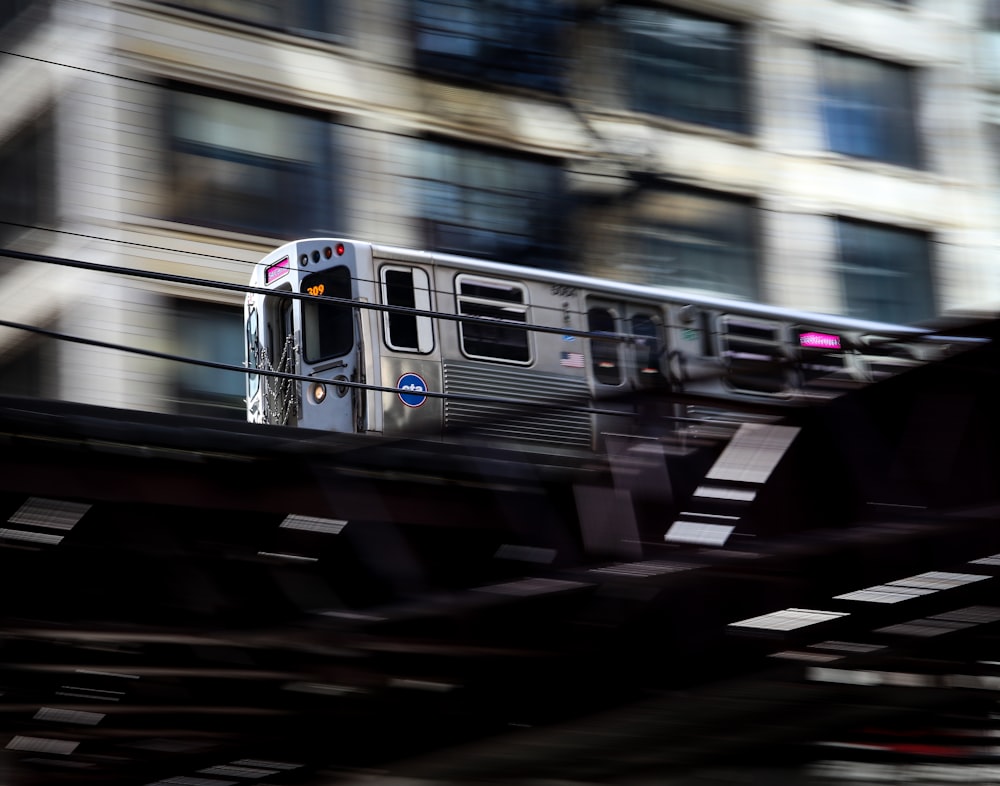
[301,266,354,362]
[719,317,787,394]
[246,309,260,399]
[631,313,662,379]
[588,307,621,386]
[795,328,848,387]
[269,294,293,364]
[381,266,434,353]
[456,275,530,363]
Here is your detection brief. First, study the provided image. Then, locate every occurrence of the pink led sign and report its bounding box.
[799,331,841,350]
[265,256,290,284]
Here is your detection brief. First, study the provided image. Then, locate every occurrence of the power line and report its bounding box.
[0,220,265,265]
[0,48,162,87]
[0,246,618,341]
[0,224,596,327]
[0,315,672,420]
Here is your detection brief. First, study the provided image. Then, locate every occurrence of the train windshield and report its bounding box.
[301,266,354,362]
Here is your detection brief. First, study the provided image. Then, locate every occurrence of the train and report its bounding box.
[244,238,965,453]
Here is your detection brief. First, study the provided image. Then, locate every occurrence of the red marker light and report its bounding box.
[335,243,345,256]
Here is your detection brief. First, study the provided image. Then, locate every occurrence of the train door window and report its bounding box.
[268,293,294,365]
[455,275,531,363]
[380,266,434,353]
[631,313,662,381]
[246,308,260,399]
[301,266,354,362]
[588,306,621,386]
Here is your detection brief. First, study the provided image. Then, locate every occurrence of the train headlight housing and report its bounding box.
[309,382,327,404]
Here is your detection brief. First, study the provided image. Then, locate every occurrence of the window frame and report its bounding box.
[414,137,567,268]
[615,4,751,134]
[380,265,436,354]
[246,306,260,400]
[587,305,623,387]
[835,217,936,324]
[455,274,532,365]
[817,45,922,169]
[173,298,246,419]
[0,108,55,246]
[301,266,356,363]
[164,83,338,238]
[717,316,789,396]
[624,184,760,300]
[411,0,569,94]
[155,0,340,41]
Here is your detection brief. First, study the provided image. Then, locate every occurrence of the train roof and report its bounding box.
[276,238,941,339]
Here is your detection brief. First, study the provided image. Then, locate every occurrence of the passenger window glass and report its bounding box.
[269,295,293,362]
[301,266,353,362]
[632,313,661,378]
[246,310,260,398]
[382,267,434,353]
[589,307,621,386]
[456,275,530,363]
[719,317,786,394]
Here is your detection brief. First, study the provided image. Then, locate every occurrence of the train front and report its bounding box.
[244,239,368,432]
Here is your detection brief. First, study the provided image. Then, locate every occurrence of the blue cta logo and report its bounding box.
[396,372,428,408]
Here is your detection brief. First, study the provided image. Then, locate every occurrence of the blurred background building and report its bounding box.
[0,0,998,418]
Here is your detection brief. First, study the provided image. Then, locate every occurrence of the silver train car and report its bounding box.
[244,238,956,452]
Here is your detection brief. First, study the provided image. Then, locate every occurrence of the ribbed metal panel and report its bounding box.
[443,362,593,448]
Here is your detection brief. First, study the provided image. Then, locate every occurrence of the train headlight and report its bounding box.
[310,382,327,404]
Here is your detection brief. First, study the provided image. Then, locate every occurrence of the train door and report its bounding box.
[587,299,667,438]
[247,285,298,426]
[245,298,262,423]
[377,263,440,439]
[297,263,361,433]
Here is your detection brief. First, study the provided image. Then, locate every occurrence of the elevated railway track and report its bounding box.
[0,319,999,783]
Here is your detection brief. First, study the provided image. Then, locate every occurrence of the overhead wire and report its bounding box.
[0,41,597,324]
[0,315,680,420]
[0,245,618,341]
[0,21,756,423]
[0,246,662,418]
[0,220,594,332]
[0,220,263,264]
[0,39,604,334]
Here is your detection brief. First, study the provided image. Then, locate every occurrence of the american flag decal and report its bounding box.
[560,351,585,368]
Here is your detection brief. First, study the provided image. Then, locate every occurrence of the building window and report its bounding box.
[836,218,935,324]
[413,139,566,268]
[412,0,569,93]
[818,47,921,168]
[617,5,749,134]
[157,1,338,38]
[0,339,52,398]
[983,0,1000,84]
[174,299,245,419]
[624,186,758,300]
[0,0,46,32]
[166,86,337,238]
[0,110,54,245]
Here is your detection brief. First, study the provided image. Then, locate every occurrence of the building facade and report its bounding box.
[0,0,997,416]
